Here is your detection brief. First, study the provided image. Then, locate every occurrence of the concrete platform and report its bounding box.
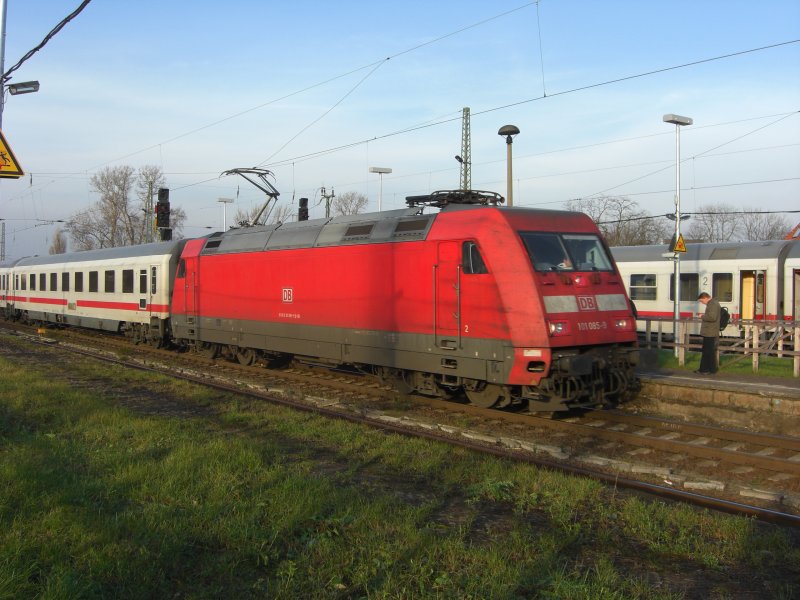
[634,369,800,436]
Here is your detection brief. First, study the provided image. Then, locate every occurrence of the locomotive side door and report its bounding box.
[182,257,199,317]
[434,241,461,349]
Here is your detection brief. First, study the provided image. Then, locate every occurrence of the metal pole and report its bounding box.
[378,173,384,212]
[0,0,8,129]
[506,139,513,207]
[673,122,681,357]
[218,198,233,230]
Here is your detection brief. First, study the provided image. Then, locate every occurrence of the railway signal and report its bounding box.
[155,188,172,241]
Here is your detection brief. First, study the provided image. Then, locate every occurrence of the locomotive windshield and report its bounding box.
[520,232,614,272]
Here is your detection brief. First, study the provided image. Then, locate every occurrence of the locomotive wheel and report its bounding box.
[465,383,510,408]
[235,347,256,366]
[198,341,219,359]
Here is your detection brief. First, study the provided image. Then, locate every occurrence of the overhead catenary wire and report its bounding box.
[2,0,92,84]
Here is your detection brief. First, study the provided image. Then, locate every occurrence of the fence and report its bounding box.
[638,317,800,378]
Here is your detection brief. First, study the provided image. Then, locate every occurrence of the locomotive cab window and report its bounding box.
[176,260,186,279]
[462,241,488,274]
[520,232,613,272]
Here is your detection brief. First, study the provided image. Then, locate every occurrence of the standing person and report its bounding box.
[696,292,720,374]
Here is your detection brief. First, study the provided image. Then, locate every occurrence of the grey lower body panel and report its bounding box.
[173,315,510,382]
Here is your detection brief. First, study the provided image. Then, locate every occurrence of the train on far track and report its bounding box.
[1,190,640,412]
[611,239,800,335]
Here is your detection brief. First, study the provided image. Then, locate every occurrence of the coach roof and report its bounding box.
[12,240,187,268]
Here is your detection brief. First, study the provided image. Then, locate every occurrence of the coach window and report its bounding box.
[629,274,657,301]
[105,270,115,293]
[62,272,70,292]
[151,266,157,295]
[50,273,58,292]
[89,271,99,293]
[139,269,147,294]
[39,273,47,291]
[462,241,489,274]
[75,272,83,292]
[30,274,36,291]
[669,273,699,302]
[122,269,134,293]
[20,274,25,290]
[712,273,733,302]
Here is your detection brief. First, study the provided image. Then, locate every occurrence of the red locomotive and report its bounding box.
[170,190,639,411]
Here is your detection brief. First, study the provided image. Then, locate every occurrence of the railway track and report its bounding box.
[3,322,799,526]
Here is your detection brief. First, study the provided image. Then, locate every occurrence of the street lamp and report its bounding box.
[497,125,520,206]
[368,167,392,211]
[663,113,693,356]
[7,80,39,95]
[218,197,233,230]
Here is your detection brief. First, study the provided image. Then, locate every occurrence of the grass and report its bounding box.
[1,350,799,599]
[653,348,797,378]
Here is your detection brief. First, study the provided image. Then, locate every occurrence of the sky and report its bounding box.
[0,0,798,260]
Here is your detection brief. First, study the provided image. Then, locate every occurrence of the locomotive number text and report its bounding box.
[577,321,607,331]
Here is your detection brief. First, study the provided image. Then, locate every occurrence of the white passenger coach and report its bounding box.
[0,240,186,345]
[611,239,800,335]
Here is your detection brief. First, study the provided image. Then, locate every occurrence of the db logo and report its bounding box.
[282,288,294,303]
[577,295,597,311]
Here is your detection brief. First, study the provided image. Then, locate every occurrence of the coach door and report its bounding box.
[435,242,461,349]
[149,265,159,316]
[740,270,766,321]
[793,269,800,322]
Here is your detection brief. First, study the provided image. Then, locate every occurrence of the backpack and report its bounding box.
[719,306,730,331]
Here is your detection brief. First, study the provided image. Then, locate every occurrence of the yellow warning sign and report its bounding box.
[0,129,23,178]
[670,233,687,253]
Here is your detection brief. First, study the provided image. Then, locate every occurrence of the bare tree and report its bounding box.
[333,191,368,216]
[49,228,67,254]
[232,200,294,228]
[565,196,668,246]
[687,203,739,243]
[66,165,185,249]
[739,208,791,241]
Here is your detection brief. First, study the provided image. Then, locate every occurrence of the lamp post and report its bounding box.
[218,197,233,230]
[663,113,693,356]
[498,125,520,206]
[368,167,391,211]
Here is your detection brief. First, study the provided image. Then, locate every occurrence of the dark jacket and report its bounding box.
[700,298,721,338]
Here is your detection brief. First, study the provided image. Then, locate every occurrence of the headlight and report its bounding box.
[548,320,570,336]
